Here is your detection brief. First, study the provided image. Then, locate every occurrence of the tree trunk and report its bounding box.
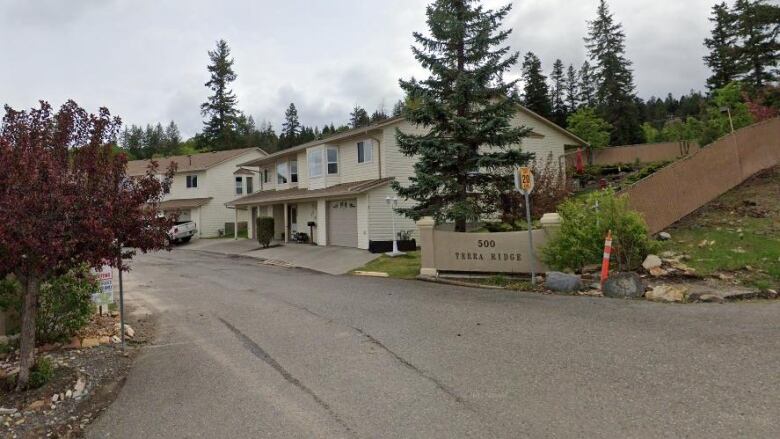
[16,274,39,391]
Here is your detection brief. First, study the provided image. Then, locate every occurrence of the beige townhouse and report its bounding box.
[226,107,586,250]
[127,147,266,238]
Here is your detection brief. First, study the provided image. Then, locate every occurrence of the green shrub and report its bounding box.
[541,189,658,273]
[256,217,275,248]
[36,265,97,344]
[28,356,54,389]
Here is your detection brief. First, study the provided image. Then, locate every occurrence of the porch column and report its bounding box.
[417,217,438,277]
[234,208,238,240]
[283,202,289,243]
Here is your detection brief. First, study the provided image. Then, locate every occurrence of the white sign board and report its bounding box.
[92,265,114,307]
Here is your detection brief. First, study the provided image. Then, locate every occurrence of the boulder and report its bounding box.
[602,273,645,299]
[658,232,672,241]
[642,255,663,271]
[649,267,668,277]
[646,285,689,303]
[544,272,583,294]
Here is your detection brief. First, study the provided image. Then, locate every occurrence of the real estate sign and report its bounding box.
[92,265,114,307]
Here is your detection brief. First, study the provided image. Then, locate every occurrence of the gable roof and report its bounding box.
[126,147,264,177]
[239,105,586,168]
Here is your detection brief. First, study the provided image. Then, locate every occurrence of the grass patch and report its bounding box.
[354,251,420,279]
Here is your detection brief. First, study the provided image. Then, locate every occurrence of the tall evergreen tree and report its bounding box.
[565,64,580,114]
[704,2,740,91]
[578,61,597,108]
[584,0,642,145]
[521,52,552,117]
[370,108,389,124]
[392,99,406,117]
[164,121,181,156]
[733,0,780,88]
[549,59,567,126]
[200,39,240,151]
[393,0,532,232]
[349,106,371,128]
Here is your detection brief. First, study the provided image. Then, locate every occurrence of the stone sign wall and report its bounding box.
[417,214,561,276]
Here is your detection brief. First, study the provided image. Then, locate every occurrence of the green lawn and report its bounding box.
[354,251,421,279]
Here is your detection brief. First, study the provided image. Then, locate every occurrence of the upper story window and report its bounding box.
[308,149,323,178]
[186,175,198,189]
[246,176,253,194]
[262,169,270,184]
[277,162,288,185]
[235,176,243,195]
[357,140,373,164]
[290,160,299,183]
[327,147,339,175]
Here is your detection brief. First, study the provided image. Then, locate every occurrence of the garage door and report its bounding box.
[327,199,358,247]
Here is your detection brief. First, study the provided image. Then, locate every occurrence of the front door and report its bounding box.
[288,205,298,235]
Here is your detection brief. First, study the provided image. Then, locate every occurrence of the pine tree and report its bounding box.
[370,108,389,124]
[164,121,181,156]
[349,106,370,128]
[584,0,642,145]
[565,64,580,114]
[200,39,240,151]
[733,0,780,88]
[279,103,301,149]
[392,100,406,117]
[578,61,597,108]
[521,52,551,117]
[704,2,740,91]
[549,59,567,126]
[394,0,532,232]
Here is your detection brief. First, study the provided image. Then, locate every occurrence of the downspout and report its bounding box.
[370,135,382,179]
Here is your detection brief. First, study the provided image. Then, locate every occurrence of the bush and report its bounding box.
[541,189,658,273]
[28,356,54,389]
[256,217,275,248]
[37,265,97,344]
[499,153,573,226]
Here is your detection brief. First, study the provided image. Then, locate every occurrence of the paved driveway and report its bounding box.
[88,251,779,438]
[177,238,380,274]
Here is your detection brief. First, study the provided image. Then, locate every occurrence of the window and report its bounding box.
[357,140,373,163]
[246,177,253,194]
[263,169,269,184]
[235,176,243,195]
[277,162,288,185]
[327,147,339,175]
[186,175,198,188]
[308,149,323,178]
[290,160,299,183]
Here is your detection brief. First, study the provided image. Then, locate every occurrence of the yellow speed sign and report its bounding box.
[515,167,534,194]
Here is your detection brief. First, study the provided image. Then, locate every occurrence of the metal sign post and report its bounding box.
[515,167,536,285]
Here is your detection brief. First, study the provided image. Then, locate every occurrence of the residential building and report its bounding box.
[127,148,266,238]
[226,107,586,250]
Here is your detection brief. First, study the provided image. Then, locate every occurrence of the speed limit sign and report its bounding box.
[515,167,535,194]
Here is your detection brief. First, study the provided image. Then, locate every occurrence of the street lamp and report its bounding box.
[385,196,405,257]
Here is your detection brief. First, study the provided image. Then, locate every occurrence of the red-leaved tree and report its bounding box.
[0,101,174,389]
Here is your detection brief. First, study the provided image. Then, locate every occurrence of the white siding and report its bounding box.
[357,194,369,249]
[367,184,419,243]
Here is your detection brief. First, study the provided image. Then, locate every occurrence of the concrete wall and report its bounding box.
[622,118,780,234]
[564,141,697,168]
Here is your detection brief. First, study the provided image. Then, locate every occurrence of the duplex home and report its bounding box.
[127,147,266,238]
[226,107,586,250]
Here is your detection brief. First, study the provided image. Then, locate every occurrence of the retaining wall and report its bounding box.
[621,118,780,234]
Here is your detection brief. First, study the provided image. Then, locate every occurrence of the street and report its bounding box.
[88,250,779,438]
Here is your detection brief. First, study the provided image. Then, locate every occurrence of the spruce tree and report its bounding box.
[564,64,580,115]
[394,0,532,232]
[521,52,552,117]
[279,103,301,149]
[164,121,181,156]
[392,100,406,117]
[549,59,567,126]
[349,106,371,128]
[704,2,740,91]
[585,0,642,145]
[733,0,779,88]
[200,39,240,151]
[578,61,597,108]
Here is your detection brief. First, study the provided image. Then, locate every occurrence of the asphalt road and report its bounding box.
[88,250,780,438]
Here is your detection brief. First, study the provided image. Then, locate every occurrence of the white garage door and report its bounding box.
[327,199,358,248]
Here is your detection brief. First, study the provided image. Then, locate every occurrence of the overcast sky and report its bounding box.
[2,0,724,137]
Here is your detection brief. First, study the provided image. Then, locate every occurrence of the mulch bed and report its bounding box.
[0,308,155,438]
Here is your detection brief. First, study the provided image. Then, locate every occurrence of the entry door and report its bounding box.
[288,205,298,234]
[327,199,358,247]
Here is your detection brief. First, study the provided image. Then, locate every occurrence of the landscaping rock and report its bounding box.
[658,232,671,241]
[649,267,668,277]
[0,408,18,415]
[688,291,725,303]
[642,255,663,270]
[25,400,45,411]
[602,273,645,299]
[544,272,583,293]
[646,285,689,303]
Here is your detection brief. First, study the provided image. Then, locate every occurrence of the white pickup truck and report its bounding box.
[168,221,197,244]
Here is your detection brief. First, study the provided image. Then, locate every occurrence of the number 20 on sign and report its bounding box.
[515,167,534,194]
[515,167,537,284]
